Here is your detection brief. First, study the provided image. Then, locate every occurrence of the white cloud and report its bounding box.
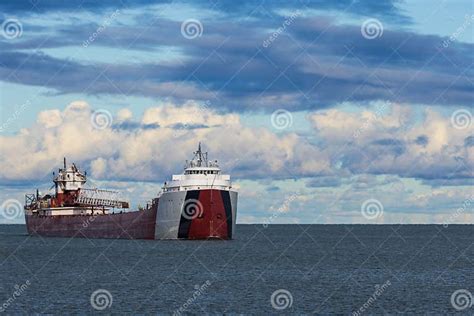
[141,101,240,127]
[1,101,471,183]
[308,103,472,180]
[0,101,324,182]
[91,157,107,178]
[116,108,133,122]
[37,109,62,128]
[0,101,472,224]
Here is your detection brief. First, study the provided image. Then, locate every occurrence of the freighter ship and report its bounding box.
[24,144,238,240]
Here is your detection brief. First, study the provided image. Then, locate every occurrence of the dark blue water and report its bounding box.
[1,224,473,314]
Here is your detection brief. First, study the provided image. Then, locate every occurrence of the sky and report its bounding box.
[0,0,472,224]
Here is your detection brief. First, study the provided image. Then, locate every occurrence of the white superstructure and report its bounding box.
[161,143,233,193]
[154,143,238,239]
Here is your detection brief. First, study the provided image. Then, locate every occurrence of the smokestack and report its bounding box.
[63,157,66,169]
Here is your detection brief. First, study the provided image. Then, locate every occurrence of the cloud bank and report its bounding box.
[1,101,471,184]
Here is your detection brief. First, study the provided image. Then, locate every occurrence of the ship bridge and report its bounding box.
[161,143,232,193]
[25,158,129,214]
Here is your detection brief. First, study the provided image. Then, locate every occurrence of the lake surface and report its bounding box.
[0,224,473,314]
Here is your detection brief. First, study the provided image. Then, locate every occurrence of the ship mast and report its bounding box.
[193,142,208,167]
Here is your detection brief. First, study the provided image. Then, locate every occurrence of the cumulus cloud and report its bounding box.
[116,108,133,122]
[91,157,107,178]
[37,109,62,128]
[0,100,472,223]
[0,100,330,183]
[141,101,240,128]
[0,101,471,187]
[308,103,473,181]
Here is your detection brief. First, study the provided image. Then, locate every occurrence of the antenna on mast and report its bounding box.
[197,142,202,166]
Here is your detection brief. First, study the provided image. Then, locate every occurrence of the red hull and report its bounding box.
[178,189,234,240]
[26,189,237,240]
[25,208,157,240]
